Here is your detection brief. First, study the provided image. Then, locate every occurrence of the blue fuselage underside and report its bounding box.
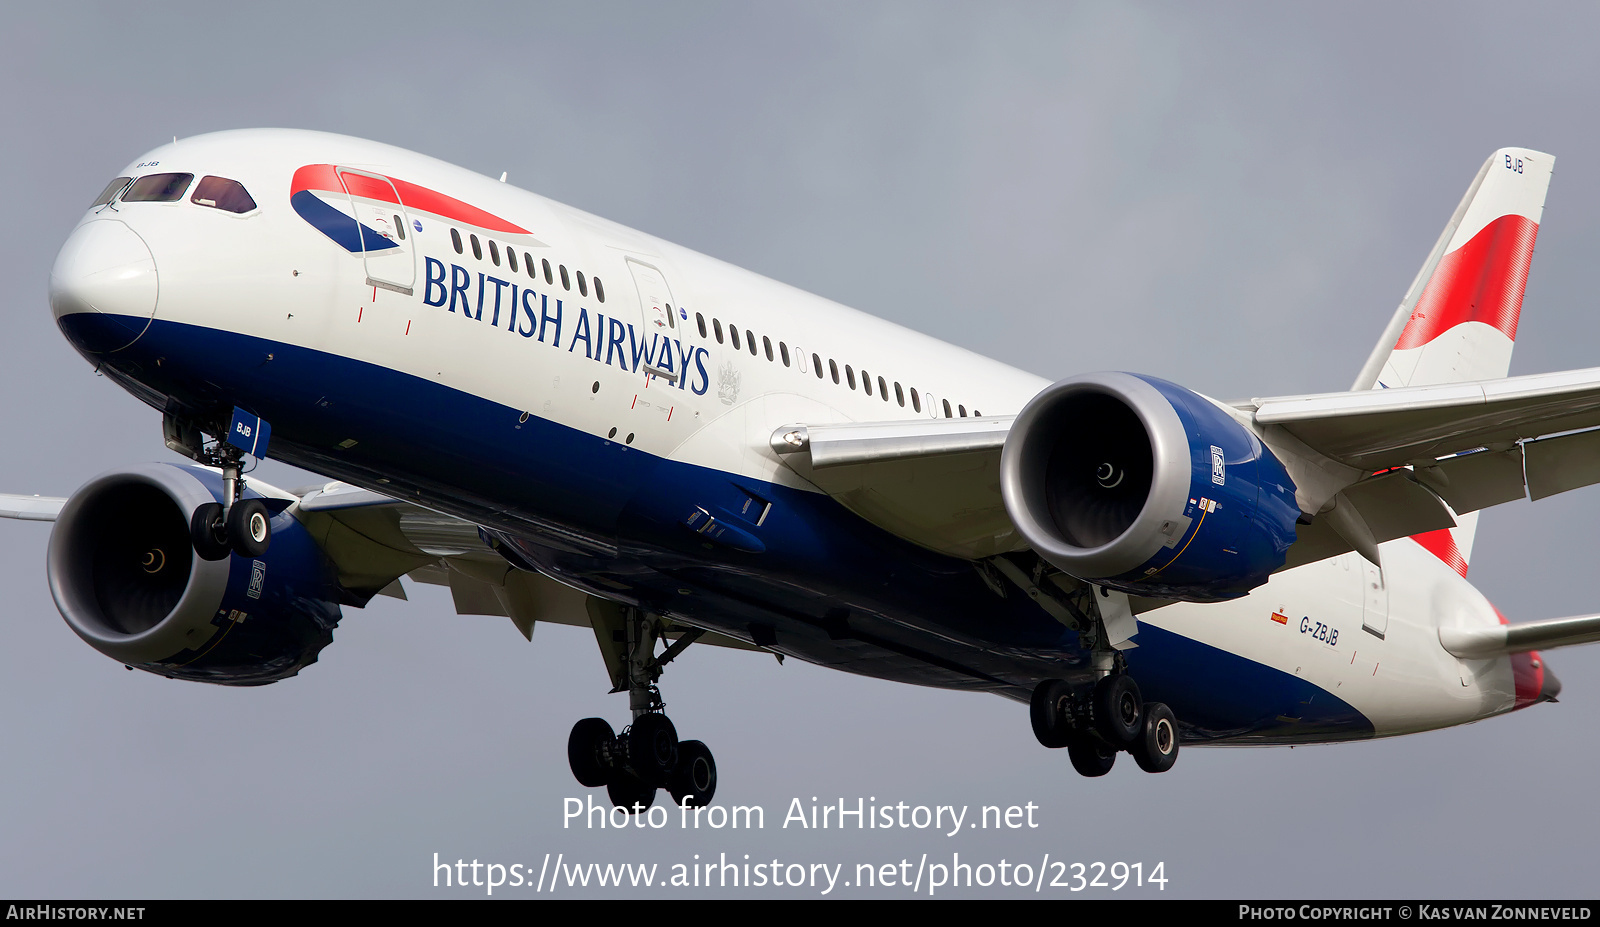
[60,312,1374,744]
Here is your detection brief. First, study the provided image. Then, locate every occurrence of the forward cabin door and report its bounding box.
[627,257,680,382]
[338,167,415,295]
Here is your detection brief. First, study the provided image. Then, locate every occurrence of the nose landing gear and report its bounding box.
[167,410,273,560]
[567,603,718,811]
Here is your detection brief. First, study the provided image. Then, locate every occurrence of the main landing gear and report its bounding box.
[568,604,717,811]
[1030,672,1179,776]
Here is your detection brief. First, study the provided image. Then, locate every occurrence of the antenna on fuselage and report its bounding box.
[499,172,507,183]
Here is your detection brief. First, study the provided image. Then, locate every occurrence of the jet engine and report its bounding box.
[1000,372,1300,602]
[47,463,343,685]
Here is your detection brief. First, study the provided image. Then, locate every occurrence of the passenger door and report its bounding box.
[337,167,415,295]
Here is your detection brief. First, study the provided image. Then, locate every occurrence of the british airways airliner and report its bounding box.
[18,129,1598,809]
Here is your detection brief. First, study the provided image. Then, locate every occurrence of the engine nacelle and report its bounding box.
[47,463,343,685]
[1000,372,1300,601]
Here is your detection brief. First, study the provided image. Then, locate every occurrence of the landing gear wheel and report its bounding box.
[1030,678,1076,748]
[227,498,271,557]
[1093,674,1143,746]
[626,713,679,787]
[1130,701,1179,773]
[668,740,717,807]
[1066,735,1117,777]
[568,717,616,788]
[189,503,230,561]
[606,774,656,812]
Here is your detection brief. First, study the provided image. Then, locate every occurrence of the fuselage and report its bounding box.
[48,129,1553,745]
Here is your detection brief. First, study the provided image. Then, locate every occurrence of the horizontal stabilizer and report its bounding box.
[1439,613,1600,658]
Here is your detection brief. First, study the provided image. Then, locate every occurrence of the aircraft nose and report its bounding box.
[49,219,158,354]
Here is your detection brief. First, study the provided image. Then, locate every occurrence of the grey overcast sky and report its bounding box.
[3,1,1600,899]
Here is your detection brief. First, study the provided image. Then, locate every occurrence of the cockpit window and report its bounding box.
[122,173,194,203]
[189,176,257,214]
[91,177,132,207]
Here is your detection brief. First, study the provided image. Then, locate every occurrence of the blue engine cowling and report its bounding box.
[46,463,343,686]
[1000,372,1300,602]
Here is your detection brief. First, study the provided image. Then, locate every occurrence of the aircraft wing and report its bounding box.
[1246,365,1600,501]
[771,417,1017,560]
[774,365,1600,567]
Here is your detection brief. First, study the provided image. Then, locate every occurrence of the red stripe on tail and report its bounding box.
[1393,214,1538,350]
[1411,528,1468,577]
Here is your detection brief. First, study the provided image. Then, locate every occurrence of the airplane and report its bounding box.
[15,129,1600,811]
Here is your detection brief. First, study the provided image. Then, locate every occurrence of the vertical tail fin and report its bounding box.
[1354,148,1554,573]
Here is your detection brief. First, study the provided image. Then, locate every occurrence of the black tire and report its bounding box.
[1029,678,1075,748]
[1093,674,1143,746]
[606,773,656,813]
[668,740,717,807]
[227,498,271,557]
[1066,735,1117,777]
[189,502,230,561]
[567,717,615,788]
[1130,701,1180,773]
[626,713,679,787]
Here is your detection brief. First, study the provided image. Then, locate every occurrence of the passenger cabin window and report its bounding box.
[470,234,483,260]
[959,405,967,417]
[488,239,500,265]
[713,319,724,343]
[862,370,872,396]
[846,365,857,389]
[894,382,904,406]
[780,342,790,367]
[91,177,132,207]
[393,215,405,240]
[747,333,758,356]
[577,271,588,297]
[543,259,553,284]
[763,336,773,362]
[523,252,535,279]
[813,353,824,378]
[189,176,257,214]
[122,173,194,202]
[910,388,921,413]
[506,247,517,272]
[730,325,741,350]
[559,265,570,290]
[451,229,464,254]
[697,313,707,338]
[943,399,953,418]
[595,277,606,302]
[829,359,839,384]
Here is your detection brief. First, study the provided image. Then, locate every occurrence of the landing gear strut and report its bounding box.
[169,412,272,561]
[1017,572,1180,777]
[568,604,717,811]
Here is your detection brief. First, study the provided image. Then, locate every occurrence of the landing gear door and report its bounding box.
[627,258,680,382]
[338,167,415,296]
[1361,561,1389,639]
